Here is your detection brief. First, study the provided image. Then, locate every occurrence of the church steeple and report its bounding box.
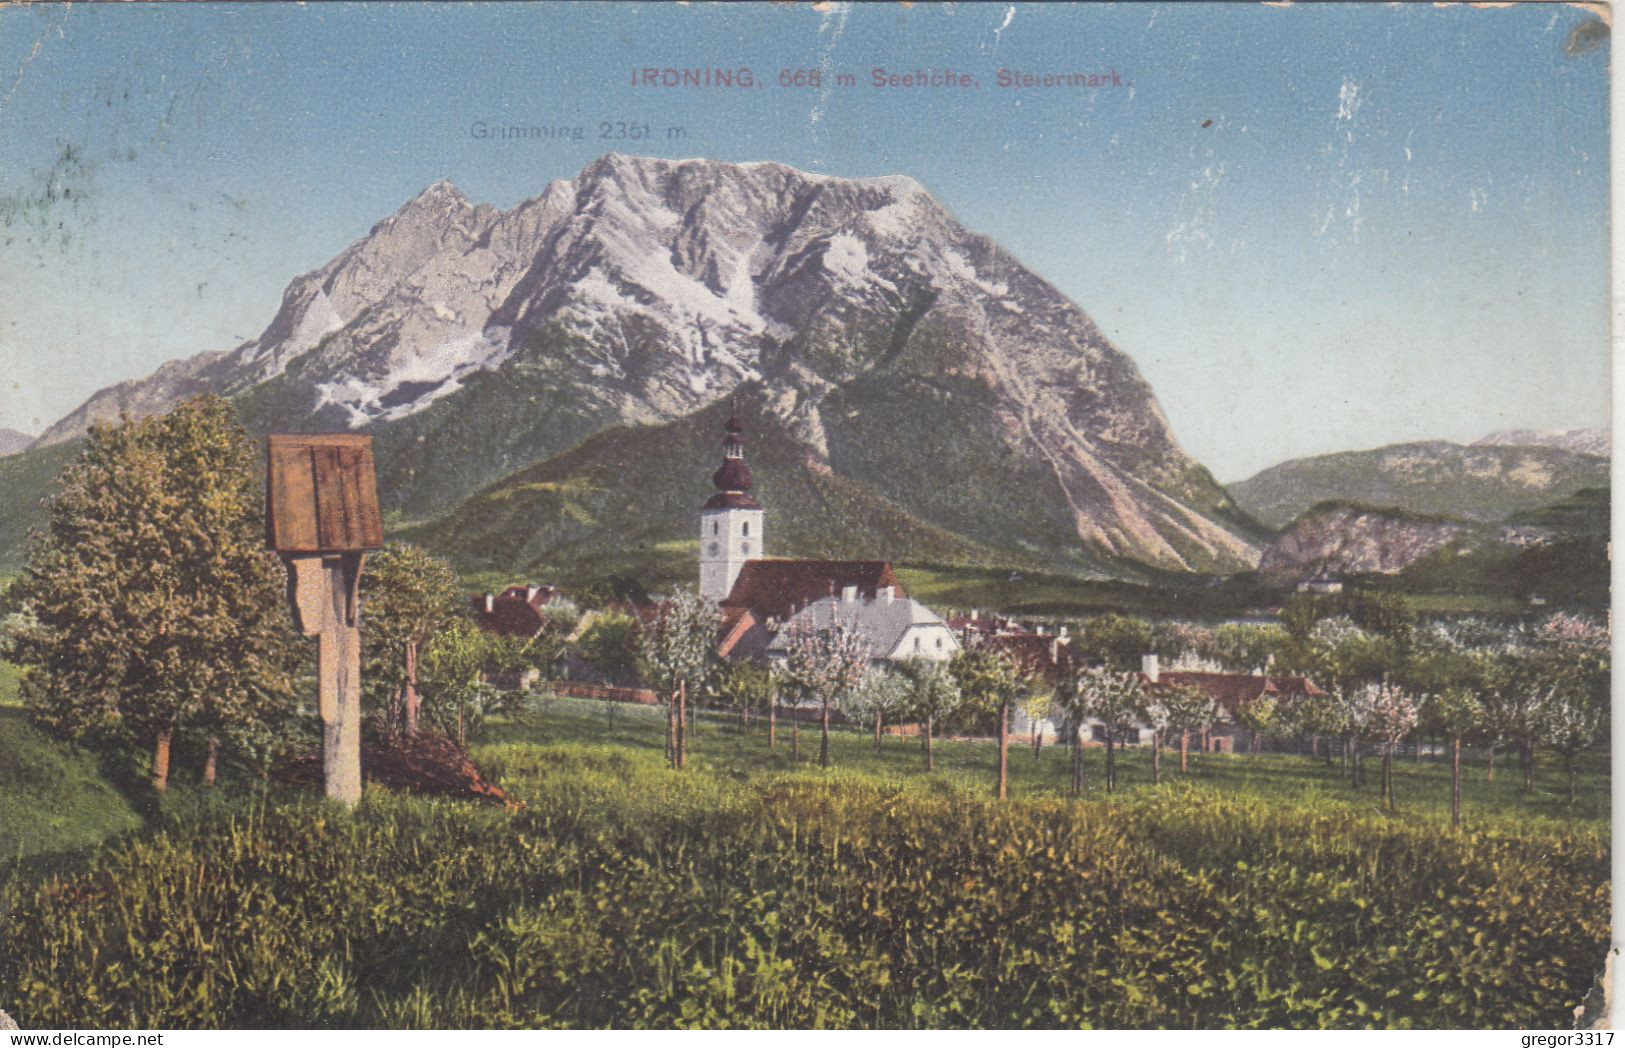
[699,408,765,602]
[704,411,761,510]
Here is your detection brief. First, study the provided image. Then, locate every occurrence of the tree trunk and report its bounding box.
[874,709,883,751]
[1201,726,1211,754]
[768,698,777,750]
[391,684,406,738]
[1105,728,1116,792]
[677,680,688,770]
[1180,730,1190,774]
[1381,742,1394,810]
[1487,741,1497,782]
[1451,733,1462,830]
[819,697,832,768]
[1522,739,1535,794]
[203,735,218,787]
[667,690,677,767]
[403,637,421,737]
[1568,756,1577,805]
[153,728,172,792]
[1152,729,1162,785]
[996,697,1010,800]
[925,715,934,771]
[1032,721,1045,760]
[1070,735,1083,796]
[792,713,800,761]
[458,703,466,748]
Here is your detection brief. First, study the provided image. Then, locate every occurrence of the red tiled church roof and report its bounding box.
[722,559,905,623]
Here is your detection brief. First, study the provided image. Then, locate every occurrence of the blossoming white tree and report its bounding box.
[779,618,870,768]
[1361,681,1420,811]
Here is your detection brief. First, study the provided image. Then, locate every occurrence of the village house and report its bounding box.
[1297,570,1345,595]
[469,583,565,639]
[766,583,961,667]
[1134,653,1326,753]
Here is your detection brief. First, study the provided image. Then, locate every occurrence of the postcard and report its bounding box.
[0,0,1612,1032]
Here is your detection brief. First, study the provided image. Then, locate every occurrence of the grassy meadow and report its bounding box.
[0,692,1610,1029]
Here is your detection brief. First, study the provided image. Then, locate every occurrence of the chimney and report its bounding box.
[483,593,494,614]
[878,585,895,605]
[1142,653,1159,683]
[841,585,859,604]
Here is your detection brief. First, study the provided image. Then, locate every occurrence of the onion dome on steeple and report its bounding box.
[704,410,762,510]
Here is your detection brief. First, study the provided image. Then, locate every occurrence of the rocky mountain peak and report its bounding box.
[27,154,1266,574]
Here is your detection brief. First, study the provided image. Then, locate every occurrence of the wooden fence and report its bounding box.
[551,681,661,706]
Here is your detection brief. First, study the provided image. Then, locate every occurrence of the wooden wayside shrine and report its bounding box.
[266,434,384,806]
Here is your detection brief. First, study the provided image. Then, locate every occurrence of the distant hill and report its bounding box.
[399,392,1175,594]
[1474,427,1609,457]
[1229,440,1610,529]
[1257,501,1473,583]
[0,430,32,458]
[1356,486,1609,609]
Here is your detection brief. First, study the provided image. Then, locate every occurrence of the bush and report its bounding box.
[0,745,1606,1029]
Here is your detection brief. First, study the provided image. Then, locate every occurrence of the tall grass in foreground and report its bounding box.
[0,737,1606,1029]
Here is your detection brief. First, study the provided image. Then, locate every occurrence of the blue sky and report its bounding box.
[0,2,1609,481]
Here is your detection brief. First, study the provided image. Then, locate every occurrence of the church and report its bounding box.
[698,413,958,665]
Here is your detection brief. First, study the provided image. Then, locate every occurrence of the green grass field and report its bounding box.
[0,693,1610,1029]
[492,694,1610,829]
[0,707,143,872]
[0,659,21,708]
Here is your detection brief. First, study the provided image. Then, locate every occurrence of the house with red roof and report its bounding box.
[1132,654,1326,752]
[469,583,565,639]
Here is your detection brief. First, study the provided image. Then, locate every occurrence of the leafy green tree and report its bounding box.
[1212,623,1287,675]
[483,629,566,713]
[1481,650,1556,795]
[951,643,1030,799]
[9,396,300,790]
[1140,691,1171,785]
[1542,686,1605,806]
[1157,682,1218,775]
[1066,665,1144,793]
[1021,684,1055,760]
[1071,613,1153,671]
[638,591,719,770]
[575,610,641,686]
[711,658,773,735]
[847,668,911,751]
[419,618,498,747]
[1150,620,1218,666]
[896,657,963,772]
[1234,689,1278,756]
[360,544,461,738]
